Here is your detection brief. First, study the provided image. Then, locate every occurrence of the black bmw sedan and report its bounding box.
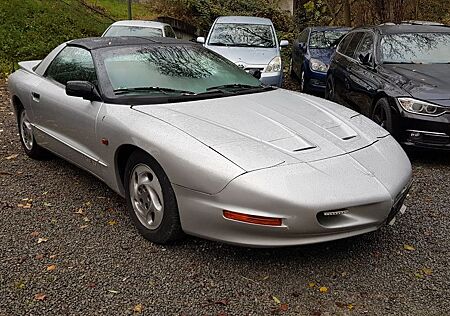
[326,24,450,149]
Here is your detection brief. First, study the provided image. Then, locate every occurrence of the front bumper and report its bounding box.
[398,109,450,149]
[305,68,327,92]
[174,136,412,247]
[260,71,283,87]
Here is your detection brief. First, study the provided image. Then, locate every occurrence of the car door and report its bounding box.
[30,46,106,177]
[292,28,309,76]
[331,32,355,105]
[333,32,365,110]
[346,32,379,116]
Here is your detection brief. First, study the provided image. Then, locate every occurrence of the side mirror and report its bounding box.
[359,53,373,66]
[66,81,101,101]
[280,40,289,48]
[196,37,205,44]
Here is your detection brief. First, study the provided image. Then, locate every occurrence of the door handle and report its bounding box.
[31,92,40,102]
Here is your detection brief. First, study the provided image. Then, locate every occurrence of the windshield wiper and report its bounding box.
[206,83,264,92]
[114,87,196,95]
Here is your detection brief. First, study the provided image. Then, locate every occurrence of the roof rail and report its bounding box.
[400,20,445,26]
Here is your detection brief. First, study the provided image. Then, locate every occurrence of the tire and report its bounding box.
[325,77,335,101]
[17,106,50,160]
[289,58,297,79]
[371,98,397,135]
[299,68,308,93]
[124,150,184,244]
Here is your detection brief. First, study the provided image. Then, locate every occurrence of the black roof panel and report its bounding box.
[68,36,193,50]
[377,24,450,34]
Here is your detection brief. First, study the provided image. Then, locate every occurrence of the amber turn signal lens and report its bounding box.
[223,210,282,226]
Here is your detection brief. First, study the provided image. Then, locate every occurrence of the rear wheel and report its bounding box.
[18,107,49,160]
[124,151,184,244]
[372,98,396,135]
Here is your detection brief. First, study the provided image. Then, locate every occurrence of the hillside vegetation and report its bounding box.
[0,0,153,77]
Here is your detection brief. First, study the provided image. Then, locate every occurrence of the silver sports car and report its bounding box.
[8,37,412,247]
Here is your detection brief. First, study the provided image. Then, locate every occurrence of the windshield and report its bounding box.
[101,45,262,95]
[104,25,163,37]
[208,23,276,48]
[381,32,450,64]
[309,30,348,49]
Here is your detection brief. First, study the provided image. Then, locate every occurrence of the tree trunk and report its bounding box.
[343,0,351,26]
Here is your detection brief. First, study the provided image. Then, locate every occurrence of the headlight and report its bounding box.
[310,58,328,73]
[397,97,447,116]
[265,56,282,73]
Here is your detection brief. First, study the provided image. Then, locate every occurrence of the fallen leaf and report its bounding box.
[414,272,424,279]
[46,264,56,271]
[262,275,269,280]
[107,219,118,226]
[308,282,316,288]
[49,254,57,259]
[34,292,46,301]
[22,203,32,209]
[83,217,90,222]
[108,289,119,294]
[43,202,52,207]
[319,287,328,293]
[272,296,281,304]
[30,231,39,237]
[5,154,19,160]
[35,254,44,260]
[215,299,228,306]
[133,304,143,313]
[42,191,48,195]
[14,280,26,289]
[422,268,432,275]
[403,244,415,251]
[74,208,84,215]
[348,303,354,310]
[280,303,289,311]
[37,237,48,244]
[79,225,89,229]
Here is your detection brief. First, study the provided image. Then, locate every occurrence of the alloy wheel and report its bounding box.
[129,164,164,230]
[19,110,34,151]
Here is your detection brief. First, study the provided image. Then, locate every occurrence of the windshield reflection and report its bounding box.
[381,33,450,64]
[209,23,276,48]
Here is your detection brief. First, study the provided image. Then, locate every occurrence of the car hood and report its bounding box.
[205,45,279,66]
[383,64,450,102]
[309,48,335,65]
[134,89,389,172]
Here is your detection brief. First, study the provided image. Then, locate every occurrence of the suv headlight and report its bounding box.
[397,97,447,116]
[265,56,282,73]
[310,58,328,73]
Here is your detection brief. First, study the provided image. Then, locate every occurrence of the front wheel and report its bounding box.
[124,151,184,244]
[325,77,335,101]
[371,98,397,135]
[18,107,50,160]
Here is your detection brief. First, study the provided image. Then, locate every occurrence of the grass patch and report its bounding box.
[84,0,155,20]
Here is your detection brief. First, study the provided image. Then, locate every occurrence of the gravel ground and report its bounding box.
[0,78,449,316]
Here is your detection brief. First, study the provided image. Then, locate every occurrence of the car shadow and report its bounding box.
[405,147,450,165]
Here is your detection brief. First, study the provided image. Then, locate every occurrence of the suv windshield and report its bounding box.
[208,23,276,48]
[101,45,262,96]
[104,26,163,37]
[381,32,450,64]
[309,30,348,49]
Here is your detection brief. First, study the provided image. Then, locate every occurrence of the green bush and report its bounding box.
[0,0,111,76]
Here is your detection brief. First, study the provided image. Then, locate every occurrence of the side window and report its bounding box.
[298,29,309,43]
[355,32,374,60]
[45,46,97,86]
[164,26,176,38]
[343,32,364,58]
[337,33,354,55]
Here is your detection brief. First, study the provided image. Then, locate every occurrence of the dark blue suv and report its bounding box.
[290,27,350,93]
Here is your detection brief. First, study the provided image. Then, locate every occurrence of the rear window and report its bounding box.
[104,26,163,37]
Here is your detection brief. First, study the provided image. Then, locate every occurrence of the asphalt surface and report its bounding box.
[0,78,449,316]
